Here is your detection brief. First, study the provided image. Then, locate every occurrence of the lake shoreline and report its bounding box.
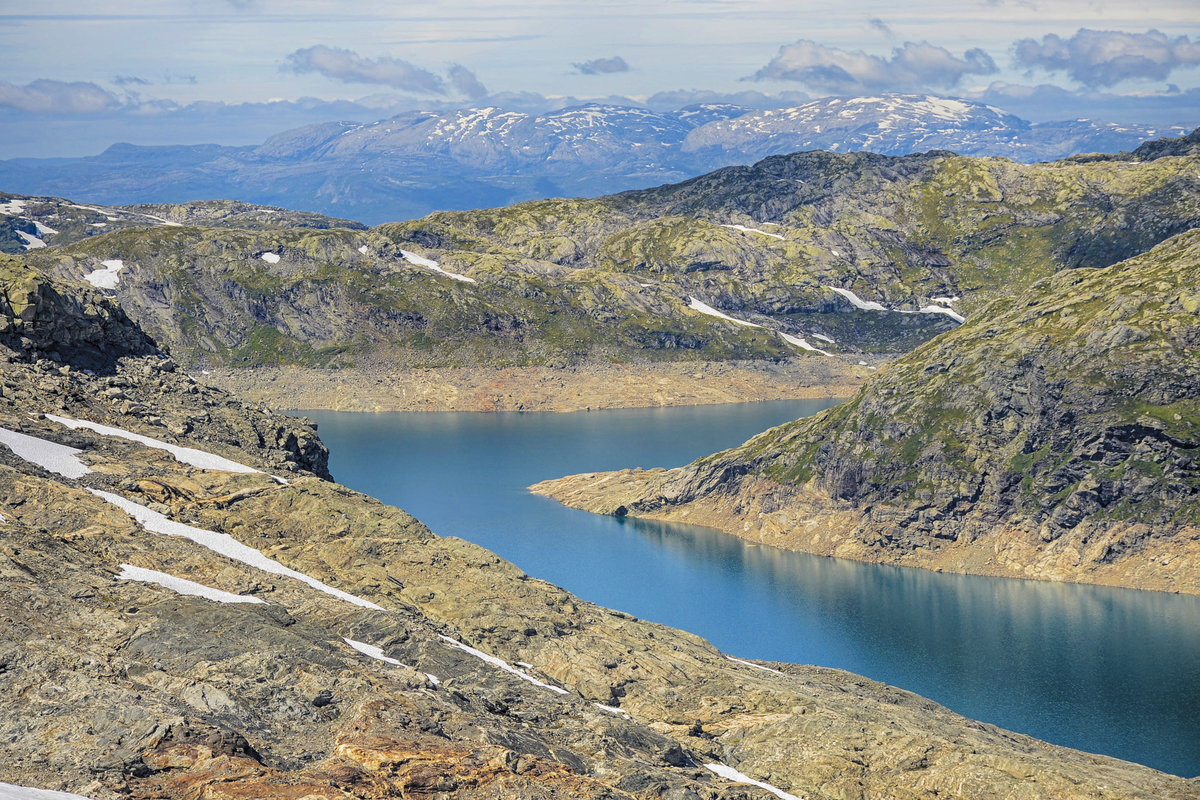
[199,358,871,413]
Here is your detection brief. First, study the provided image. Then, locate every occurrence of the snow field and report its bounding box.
[0,783,94,800]
[0,426,91,479]
[438,634,569,695]
[88,490,384,611]
[83,259,125,289]
[704,763,805,800]
[117,564,267,604]
[399,249,476,283]
[47,414,260,474]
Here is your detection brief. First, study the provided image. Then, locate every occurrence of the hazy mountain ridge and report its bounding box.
[533,229,1200,594]
[2,230,1195,800]
[0,94,1190,224]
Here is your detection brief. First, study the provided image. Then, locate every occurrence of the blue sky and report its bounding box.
[2,0,1198,157]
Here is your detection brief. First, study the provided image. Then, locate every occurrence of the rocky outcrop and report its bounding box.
[534,230,1200,595]
[2,238,1197,800]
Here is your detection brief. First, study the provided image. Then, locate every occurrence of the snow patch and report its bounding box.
[722,223,785,241]
[0,782,95,800]
[46,414,260,475]
[0,426,91,478]
[704,764,804,800]
[88,490,384,610]
[931,296,960,304]
[16,231,45,249]
[260,252,281,264]
[905,304,966,324]
[830,249,840,257]
[593,702,630,718]
[83,259,124,289]
[827,286,965,323]
[439,634,569,694]
[118,564,267,604]
[343,638,442,684]
[0,198,28,215]
[32,220,58,236]
[688,297,761,328]
[358,245,368,254]
[725,655,786,675]
[811,332,835,344]
[778,332,832,357]
[343,637,402,665]
[399,249,476,283]
[826,286,886,311]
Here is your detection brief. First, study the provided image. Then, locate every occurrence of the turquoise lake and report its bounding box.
[301,400,1200,778]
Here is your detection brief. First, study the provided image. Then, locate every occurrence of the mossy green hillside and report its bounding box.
[27,224,792,369]
[703,229,1200,534]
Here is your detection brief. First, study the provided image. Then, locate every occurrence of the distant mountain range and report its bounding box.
[0,94,1188,225]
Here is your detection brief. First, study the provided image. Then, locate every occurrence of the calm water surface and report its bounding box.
[301,400,1200,778]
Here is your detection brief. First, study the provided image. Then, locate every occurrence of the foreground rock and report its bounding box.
[2,237,1196,799]
[533,230,1200,595]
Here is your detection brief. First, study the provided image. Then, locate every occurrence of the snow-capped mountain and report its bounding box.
[258,103,751,172]
[0,95,1189,224]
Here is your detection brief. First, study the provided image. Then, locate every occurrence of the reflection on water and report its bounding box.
[302,401,1200,778]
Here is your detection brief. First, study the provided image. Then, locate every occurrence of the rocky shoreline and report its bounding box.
[199,359,870,413]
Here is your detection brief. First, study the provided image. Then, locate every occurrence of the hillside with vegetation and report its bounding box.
[534,229,1200,594]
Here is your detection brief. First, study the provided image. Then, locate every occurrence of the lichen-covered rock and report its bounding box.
[2,253,1197,800]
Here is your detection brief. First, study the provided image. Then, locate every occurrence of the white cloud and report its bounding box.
[0,79,122,114]
[574,56,631,75]
[1014,29,1200,87]
[284,45,448,95]
[752,40,997,93]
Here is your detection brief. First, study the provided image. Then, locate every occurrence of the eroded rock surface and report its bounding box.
[2,230,1196,799]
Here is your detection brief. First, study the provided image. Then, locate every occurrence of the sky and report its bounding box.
[1,0,1198,158]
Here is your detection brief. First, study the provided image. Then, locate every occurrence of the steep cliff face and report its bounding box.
[3,248,1197,799]
[533,230,1200,594]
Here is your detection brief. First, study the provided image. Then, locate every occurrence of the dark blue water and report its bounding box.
[301,400,1200,778]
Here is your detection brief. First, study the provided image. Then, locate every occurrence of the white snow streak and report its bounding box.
[88,490,384,610]
[46,414,260,475]
[593,702,630,718]
[358,245,369,254]
[16,231,45,249]
[438,635,569,695]
[722,224,785,241]
[83,259,124,289]
[343,638,442,684]
[0,782,95,800]
[118,564,267,604]
[905,304,966,324]
[343,637,402,665]
[687,297,762,327]
[32,220,58,236]
[0,426,91,478]
[399,249,476,283]
[811,332,835,344]
[0,199,28,215]
[725,655,786,676]
[704,764,804,800]
[260,252,281,264]
[778,331,832,357]
[826,286,886,311]
[827,286,965,323]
